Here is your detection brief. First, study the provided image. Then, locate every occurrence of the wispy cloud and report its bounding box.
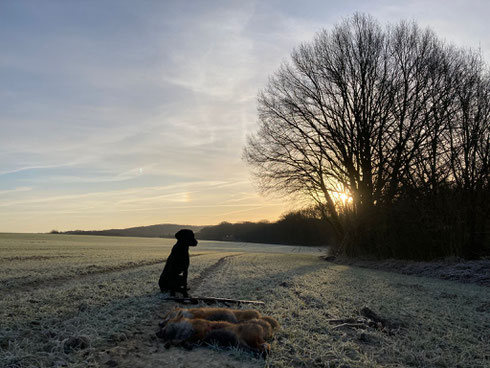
[0,162,80,176]
[1,0,488,232]
[0,186,32,195]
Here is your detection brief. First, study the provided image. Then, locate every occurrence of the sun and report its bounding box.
[340,191,353,203]
[330,190,353,206]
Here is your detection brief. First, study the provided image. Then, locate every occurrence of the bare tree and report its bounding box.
[449,52,490,257]
[449,52,490,192]
[244,14,489,251]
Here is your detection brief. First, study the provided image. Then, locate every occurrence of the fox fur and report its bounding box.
[157,308,280,356]
[160,307,262,325]
[243,317,279,339]
[157,313,271,355]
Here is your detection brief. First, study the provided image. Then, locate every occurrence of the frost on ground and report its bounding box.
[1,233,489,367]
[334,257,490,286]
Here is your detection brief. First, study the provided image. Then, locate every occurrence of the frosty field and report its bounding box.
[1,233,489,368]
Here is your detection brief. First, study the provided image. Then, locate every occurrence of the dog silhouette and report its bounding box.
[159,229,197,297]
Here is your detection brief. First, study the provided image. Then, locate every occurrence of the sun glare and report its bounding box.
[331,190,353,206]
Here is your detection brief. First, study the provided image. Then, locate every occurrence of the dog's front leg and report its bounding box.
[182,269,189,297]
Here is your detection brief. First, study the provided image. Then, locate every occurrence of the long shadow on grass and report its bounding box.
[2,259,340,367]
[189,258,339,305]
[243,260,335,290]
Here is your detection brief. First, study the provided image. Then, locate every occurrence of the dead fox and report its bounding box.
[160,307,262,326]
[157,312,271,356]
[260,316,280,332]
[243,317,280,339]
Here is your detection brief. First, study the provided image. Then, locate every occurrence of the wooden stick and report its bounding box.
[164,296,265,305]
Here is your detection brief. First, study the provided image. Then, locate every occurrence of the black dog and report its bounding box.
[159,229,198,297]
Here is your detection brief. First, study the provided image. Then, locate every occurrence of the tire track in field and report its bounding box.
[0,253,212,297]
[93,253,252,368]
[0,255,75,262]
[189,253,245,292]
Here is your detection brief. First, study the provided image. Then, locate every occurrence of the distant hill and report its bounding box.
[63,224,203,238]
[59,208,334,246]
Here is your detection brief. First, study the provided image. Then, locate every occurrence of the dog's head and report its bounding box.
[175,229,198,247]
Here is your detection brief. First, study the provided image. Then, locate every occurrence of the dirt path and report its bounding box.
[94,254,263,368]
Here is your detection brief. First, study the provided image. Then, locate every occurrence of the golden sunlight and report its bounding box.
[330,190,353,206]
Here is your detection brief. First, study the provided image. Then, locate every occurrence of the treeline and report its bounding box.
[198,209,333,246]
[339,189,489,260]
[52,214,333,247]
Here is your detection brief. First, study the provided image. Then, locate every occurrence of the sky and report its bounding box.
[1,0,489,233]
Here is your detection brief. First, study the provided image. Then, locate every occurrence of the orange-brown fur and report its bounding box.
[158,312,271,355]
[261,315,280,331]
[233,309,262,321]
[161,307,262,326]
[157,308,280,356]
[243,318,273,339]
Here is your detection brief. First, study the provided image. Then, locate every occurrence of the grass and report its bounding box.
[1,233,489,367]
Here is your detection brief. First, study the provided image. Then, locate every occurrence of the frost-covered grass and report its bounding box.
[1,234,489,368]
[0,233,322,291]
[191,253,490,367]
[0,234,174,290]
[1,251,229,367]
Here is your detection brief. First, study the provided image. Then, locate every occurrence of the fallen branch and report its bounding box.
[164,296,265,306]
[360,307,404,330]
[360,307,388,327]
[328,307,405,334]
